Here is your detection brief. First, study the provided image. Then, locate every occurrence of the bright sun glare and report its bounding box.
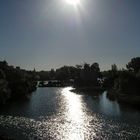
[65,0,80,5]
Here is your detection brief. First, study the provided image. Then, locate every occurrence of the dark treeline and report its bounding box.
[103,57,140,94]
[37,57,140,107]
[37,63,101,87]
[0,57,140,107]
[102,57,140,107]
[0,61,37,105]
[37,57,140,93]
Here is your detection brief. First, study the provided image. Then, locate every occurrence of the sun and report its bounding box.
[65,0,80,6]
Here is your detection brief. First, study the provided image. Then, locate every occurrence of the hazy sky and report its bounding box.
[0,0,140,71]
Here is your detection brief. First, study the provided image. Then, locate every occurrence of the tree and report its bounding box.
[126,57,140,73]
[0,69,11,104]
[81,63,91,84]
[76,63,101,87]
[49,69,55,79]
[91,63,100,73]
[111,64,118,72]
[0,69,5,79]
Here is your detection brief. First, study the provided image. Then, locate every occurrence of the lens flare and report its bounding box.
[65,0,80,5]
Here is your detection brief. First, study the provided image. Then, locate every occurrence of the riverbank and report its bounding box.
[107,89,140,109]
[72,87,140,110]
[0,135,14,140]
[71,86,105,95]
[0,60,37,105]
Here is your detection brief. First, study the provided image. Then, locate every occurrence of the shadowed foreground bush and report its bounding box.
[0,61,37,105]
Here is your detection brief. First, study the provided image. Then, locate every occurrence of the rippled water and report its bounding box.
[0,87,140,139]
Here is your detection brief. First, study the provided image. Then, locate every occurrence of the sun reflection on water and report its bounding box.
[61,87,87,140]
[0,87,140,139]
[62,87,84,122]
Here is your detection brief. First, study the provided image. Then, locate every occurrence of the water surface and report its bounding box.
[0,87,140,139]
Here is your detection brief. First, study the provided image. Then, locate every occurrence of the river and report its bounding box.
[0,87,140,139]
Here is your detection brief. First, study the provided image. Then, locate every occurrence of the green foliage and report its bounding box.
[75,63,101,87]
[0,60,37,104]
[37,62,101,87]
[102,64,119,89]
[0,79,11,104]
[0,69,5,79]
[111,64,118,72]
[103,58,140,95]
[126,57,140,73]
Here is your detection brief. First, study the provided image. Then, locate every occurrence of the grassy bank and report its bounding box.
[71,86,105,95]
[0,135,14,140]
[107,89,140,109]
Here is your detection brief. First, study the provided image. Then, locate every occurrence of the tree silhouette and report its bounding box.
[126,57,140,73]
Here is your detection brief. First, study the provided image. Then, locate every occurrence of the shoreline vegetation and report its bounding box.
[0,135,14,140]
[0,57,140,109]
[0,61,37,105]
[107,89,140,109]
[37,57,140,110]
[71,87,105,95]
